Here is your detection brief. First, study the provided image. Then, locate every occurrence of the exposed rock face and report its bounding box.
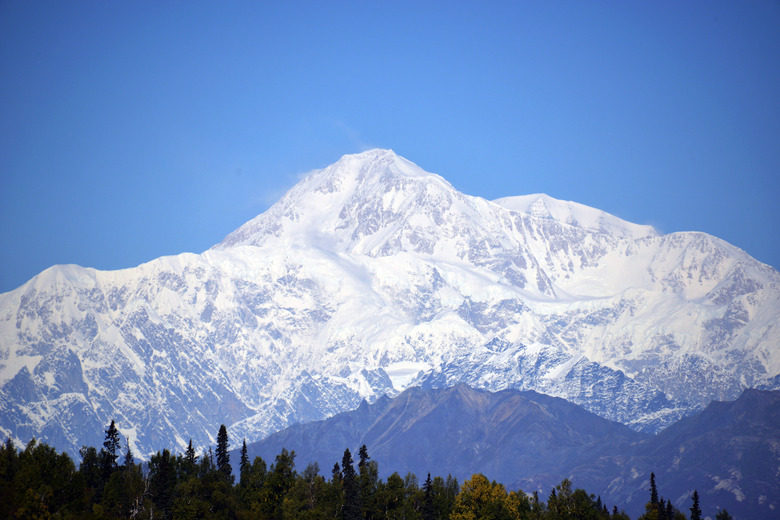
[1,149,778,458]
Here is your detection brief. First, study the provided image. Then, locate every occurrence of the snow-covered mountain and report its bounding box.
[1,149,778,458]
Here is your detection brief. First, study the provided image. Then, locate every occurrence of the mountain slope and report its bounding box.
[1,149,778,457]
[244,385,780,520]
[244,384,647,489]
[567,388,780,519]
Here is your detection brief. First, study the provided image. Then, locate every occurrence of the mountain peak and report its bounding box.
[213,149,455,251]
[3,149,779,469]
[215,151,659,253]
[331,149,421,176]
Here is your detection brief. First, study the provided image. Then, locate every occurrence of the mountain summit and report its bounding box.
[1,150,778,457]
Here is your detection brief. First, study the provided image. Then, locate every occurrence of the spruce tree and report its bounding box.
[122,436,134,469]
[358,444,369,469]
[650,472,659,506]
[657,498,669,520]
[103,420,121,470]
[422,473,435,520]
[341,448,361,520]
[149,448,175,518]
[185,439,197,465]
[357,444,378,518]
[240,438,249,484]
[180,439,198,480]
[215,424,233,483]
[690,490,702,520]
[665,499,675,520]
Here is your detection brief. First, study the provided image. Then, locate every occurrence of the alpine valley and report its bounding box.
[1,149,779,468]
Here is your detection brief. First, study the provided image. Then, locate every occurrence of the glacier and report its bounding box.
[1,149,778,458]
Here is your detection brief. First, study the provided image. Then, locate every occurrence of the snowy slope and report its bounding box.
[1,149,778,458]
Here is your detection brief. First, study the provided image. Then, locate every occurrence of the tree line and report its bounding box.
[0,421,733,519]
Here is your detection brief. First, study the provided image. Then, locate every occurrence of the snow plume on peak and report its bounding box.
[216,152,655,257]
[214,149,462,254]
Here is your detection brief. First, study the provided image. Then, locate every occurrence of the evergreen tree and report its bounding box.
[79,446,102,494]
[238,455,267,513]
[181,438,198,480]
[435,475,460,520]
[267,447,297,517]
[122,436,134,468]
[322,461,345,518]
[690,490,702,520]
[715,509,733,520]
[149,448,176,519]
[376,472,405,518]
[639,473,668,520]
[240,438,249,482]
[650,472,659,506]
[185,438,197,465]
[657,498,669,520]
[422,472,435,520]
[358,444,369,469]
[0,439,18,519]
[341,448,362,520]
[101,419,121,477]
[357,444,379,519]
[665,499,675,520]
[215,424,233,483]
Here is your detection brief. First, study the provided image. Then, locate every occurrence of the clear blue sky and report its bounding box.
[2,1,779,292]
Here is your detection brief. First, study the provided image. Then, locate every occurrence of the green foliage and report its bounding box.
[239,438,249,485]
[280,462,328,519]
[215,424,233,484]
[103,420,121,473]
[422,473,435,520]
[689,490,702,520]
[239,455,267,513]
[149,448,177,519]
[0,438,19,518]
[638,473,688,520]
[266,447,297,518]
[375,472,405,519]
[341,448,362,520]
[0,438,81,518]
[101,461,145,519]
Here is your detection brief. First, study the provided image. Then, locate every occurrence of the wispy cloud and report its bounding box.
[333,120,376,152]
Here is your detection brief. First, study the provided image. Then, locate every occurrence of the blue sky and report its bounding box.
[1,1,779,292]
